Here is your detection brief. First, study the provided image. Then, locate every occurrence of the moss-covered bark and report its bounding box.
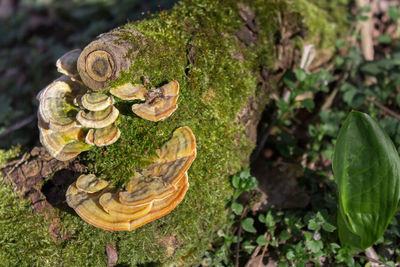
[0,0,347,265]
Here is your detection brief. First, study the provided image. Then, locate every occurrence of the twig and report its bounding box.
[235,205,249,267]
[365,246,380,267]
[0,114,36,139]
[248,234,265,261]
[257,234,270,267]
[1,152,30,189]
[368,97,400,121]
[356,0,375,61]
[353,253,391,267]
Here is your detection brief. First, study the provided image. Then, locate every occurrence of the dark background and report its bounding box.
[0,0,177,148]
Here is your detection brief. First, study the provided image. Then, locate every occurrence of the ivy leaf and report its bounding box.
[231,202,243,215]
[278,230,292,241]
[307,219,320,231]
[232,175,239,189]
[306,239,323,254]
[333,111,400,249]
[295,68,307,82]
[322,221,336,232]
[300,98,315,112]
[242,218,257,233]
[256,235,268,246]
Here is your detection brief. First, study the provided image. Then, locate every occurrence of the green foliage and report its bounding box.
[288,0,349,49]
[202,5,400,263]
[278,68,333,126]
[333,111,400,250]
[0,146,21,168]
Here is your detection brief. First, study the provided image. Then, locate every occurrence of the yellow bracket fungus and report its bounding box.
[76,105,119,129]
[110,83,147,101]
[131,80,179,122]
[39,46,184,159]
[65,127,196,231]
[38,37,196,230]
[56,48,81,79]
[85,124,121,147]
[80,92,114,111]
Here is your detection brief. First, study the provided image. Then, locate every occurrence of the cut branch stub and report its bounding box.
[77,29,143,91]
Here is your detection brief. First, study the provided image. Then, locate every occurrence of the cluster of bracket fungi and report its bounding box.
[37,29,196,231]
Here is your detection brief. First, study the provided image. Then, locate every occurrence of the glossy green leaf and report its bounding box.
[333,111,400,249]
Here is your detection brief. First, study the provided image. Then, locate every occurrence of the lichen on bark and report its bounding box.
[0,0,347,265]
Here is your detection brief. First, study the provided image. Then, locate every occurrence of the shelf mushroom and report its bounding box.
[131,80,179,122]
[38,114,91,161]
[38,45,183,160]
[66,126,196,231]
[56,49,81,79]
[41,38,197,230]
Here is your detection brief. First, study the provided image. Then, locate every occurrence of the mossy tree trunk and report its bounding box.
[0,0,345,266]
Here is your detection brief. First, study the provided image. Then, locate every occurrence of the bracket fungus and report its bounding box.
[66,126,196,231]
[56,49,81,79]
[131,80,179,122]
[109,83,147,101]
[37,29,197,231]
[39,31,182,160]
[85,124,121,147]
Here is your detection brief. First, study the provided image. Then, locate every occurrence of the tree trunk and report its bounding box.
[0,0,345,265]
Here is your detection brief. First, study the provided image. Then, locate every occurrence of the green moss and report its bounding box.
[0,184,56,266]
[288,0,349,49]
[0,146,21,168]
[0,0,348,266]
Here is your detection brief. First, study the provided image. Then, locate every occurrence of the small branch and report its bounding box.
[1,152,30,189]
[352,249,391,267]
[235,205,249,267]
[356,0,375,61]
[365,246,380,267]
[0,114,36,139]
[368,97,400,121]
[257,234,270,267]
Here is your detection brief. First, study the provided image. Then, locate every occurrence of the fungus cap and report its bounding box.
[65,173,188,231]
[76,105,119,129]
[119,126,196,206]
[85,124,121,146]
[76,174,109,193]
[38,117,91,161]
[38,76,86,132]
[56,49,81,79]
[110,83,147,101]
[81,92,114,111]
[131,80,179,121]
